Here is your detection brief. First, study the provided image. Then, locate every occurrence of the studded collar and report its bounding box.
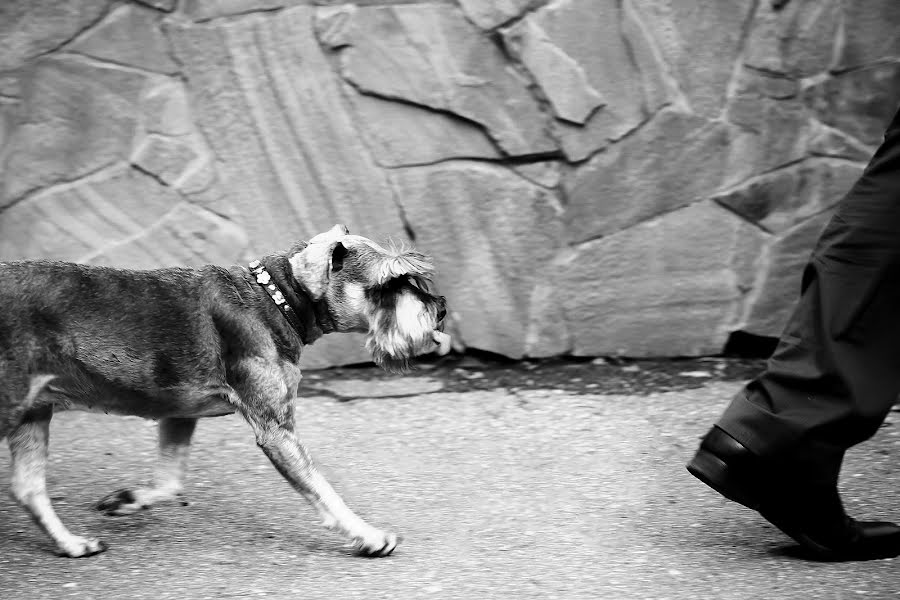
[248,259,309,336]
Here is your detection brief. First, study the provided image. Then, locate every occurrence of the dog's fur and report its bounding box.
[0,224,448,557]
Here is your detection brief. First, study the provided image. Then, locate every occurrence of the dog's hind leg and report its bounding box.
[96,417,197,516]
[8,406,107,557]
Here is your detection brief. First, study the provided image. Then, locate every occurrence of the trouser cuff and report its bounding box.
[715,388,844,486]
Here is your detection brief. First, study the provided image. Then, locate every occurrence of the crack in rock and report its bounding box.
[316,3,558,157]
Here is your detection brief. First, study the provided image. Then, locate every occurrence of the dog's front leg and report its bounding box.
[96,417,197,515]
[244,412,400,557]
[8,407,107,557]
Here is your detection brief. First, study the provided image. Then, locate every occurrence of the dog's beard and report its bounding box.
[366,292,440,373]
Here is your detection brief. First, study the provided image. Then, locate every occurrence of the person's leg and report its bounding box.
[689,105,900,560]
[721,109,900,479]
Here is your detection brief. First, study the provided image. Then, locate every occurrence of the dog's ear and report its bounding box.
[374,250,434,285]
[290,239,347,299]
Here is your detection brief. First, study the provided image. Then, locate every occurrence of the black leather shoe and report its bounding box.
[688,426,900,561]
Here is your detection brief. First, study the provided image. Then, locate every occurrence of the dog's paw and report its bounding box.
[58,536,108,558]
[95,488,147,516]
[352,530,402,557]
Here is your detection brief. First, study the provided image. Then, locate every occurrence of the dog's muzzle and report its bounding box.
[432,296,451,355]
[432,330,451,355]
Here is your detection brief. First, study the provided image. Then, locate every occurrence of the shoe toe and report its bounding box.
[858,520,900,537]
[854,520,900,559]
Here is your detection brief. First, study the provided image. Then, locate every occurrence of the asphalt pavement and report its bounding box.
[2,357,900,599]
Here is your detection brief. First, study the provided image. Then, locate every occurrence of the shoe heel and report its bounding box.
[687,449,760,511]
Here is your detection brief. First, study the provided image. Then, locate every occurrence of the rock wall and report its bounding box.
[1,0,898,367]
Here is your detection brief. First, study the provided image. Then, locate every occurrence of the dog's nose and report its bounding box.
[437,297,447,321]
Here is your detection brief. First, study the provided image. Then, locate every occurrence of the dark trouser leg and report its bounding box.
[718,108,900,484]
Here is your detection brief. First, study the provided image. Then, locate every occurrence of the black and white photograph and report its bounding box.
[2,1,900,598]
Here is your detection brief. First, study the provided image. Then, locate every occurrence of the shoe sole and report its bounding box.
[687,449,761,511]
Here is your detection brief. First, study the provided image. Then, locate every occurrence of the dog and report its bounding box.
[0,224,450,558]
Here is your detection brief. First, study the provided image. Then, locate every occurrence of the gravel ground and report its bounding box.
[2,357,899,600]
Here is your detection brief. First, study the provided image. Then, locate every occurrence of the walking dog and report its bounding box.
[0,224,450,557]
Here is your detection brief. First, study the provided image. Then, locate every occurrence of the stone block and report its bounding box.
[803,64,900,146]
[512,161,561,189]
[0,167,181,262]
[301,333,372,370]
[167,6,407,253]
[808,125,875,162]
[561,201,769,357]
[141,80,195,137]
[0,0,111,71]
[834,0,900,70]
[502,16,604,125]
[731,67,799,100]
[536,0,669,161]
[742,0,840,78]
[742,211,832,336]
[723,94,814,186]
[524,249,574,358]
[633,0,757,117]
[3,57,147,206]
[564,109,731,244]
[131,134,201,186]
[713,160,862,233]
[85,202,249,269]
[66,3,179,74]
[341,82,501,167]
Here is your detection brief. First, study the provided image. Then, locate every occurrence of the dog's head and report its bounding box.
[290,224,450,372]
